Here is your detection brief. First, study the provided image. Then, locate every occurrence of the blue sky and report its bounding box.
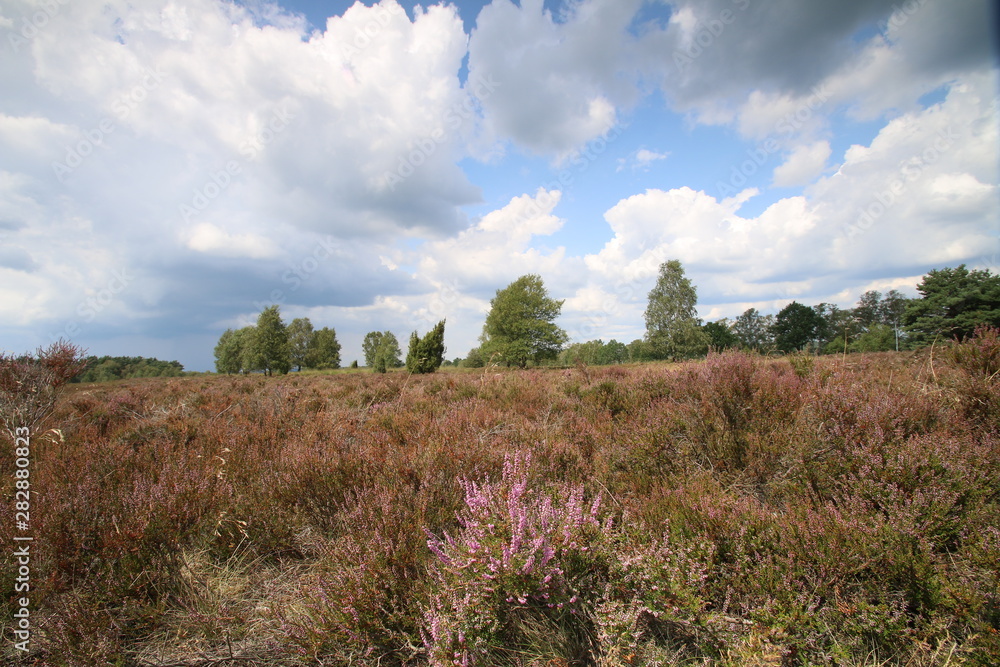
[0,0,997,370]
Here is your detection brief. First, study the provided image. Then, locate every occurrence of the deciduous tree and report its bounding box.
[480,275,568,368]
[254,305,291,375]
[644,260,709,360]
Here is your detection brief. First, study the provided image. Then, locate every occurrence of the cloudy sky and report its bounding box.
[1,0,997,370]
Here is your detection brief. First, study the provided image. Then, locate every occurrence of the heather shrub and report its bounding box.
[668,351,804,481]
[422,452,605,665]
[947,325,1000,430]
[280,483,431,663]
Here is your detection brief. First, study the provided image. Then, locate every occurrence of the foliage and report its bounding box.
[772,301,825,352]
[287,317,315,371]
[214,328,243,375]
[461,348,485,368]
[644,260,709,360]
[0,339,87,435]
[904,264,1000,344]
[76,355,185,382]
[363,330,403,371]
[253,305,291,375]
[702,320,739,351]
[732,308,774,352]
[559,339,628,366]
[309,327,342,370]
[407,320,447,374]
[7,342,999,665]
[480,274,568,367]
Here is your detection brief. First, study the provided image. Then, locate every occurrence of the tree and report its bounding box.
[368,331,402,373]
[287,317,314,371]
[772,302,825,353]
[253,305,291,375]
[851,324,896,352]
[310,327,342,369]
[854,290,883,330]
[732,308,774,352]
[214,328,242,374]
[703,320,739,351]
[461,348,485,368]
[904,265,1000,344]
[363,331,385,368]
[880,289,909,351]
[407,321,446,374]
[406,331,420,372]
[644,260,709,360]
[480,275,568,368]
[596,339,629,365]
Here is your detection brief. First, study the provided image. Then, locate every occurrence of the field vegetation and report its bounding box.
[2,329,999,666]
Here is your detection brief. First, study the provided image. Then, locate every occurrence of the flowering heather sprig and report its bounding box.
[423,451,605,665]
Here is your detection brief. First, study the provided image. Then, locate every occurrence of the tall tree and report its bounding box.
[253,305,291,375]
[904,265,1000,344]
[370,331,403,373]
[644,260,708,360]
[732,308,771,351]
[363,331,385,368]
[214,328,242,374]
[310,327,342,370]
[772,302,825,353]
[407,320,446,374]
[480,275,568,367]
[406,331,420,372]
[854,290,883,330]
[880,289,910,350]
[287,317,314,371]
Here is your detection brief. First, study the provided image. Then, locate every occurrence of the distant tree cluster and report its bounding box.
[74,356,185,383]
[707,264,999,355]
[214,265,999,377]
[214,306,341,375]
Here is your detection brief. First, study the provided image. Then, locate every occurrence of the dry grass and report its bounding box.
[1,335,998,666]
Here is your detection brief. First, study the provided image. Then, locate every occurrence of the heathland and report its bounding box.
[2,333,999,666]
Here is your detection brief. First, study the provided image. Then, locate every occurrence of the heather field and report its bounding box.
[3,337,999,666]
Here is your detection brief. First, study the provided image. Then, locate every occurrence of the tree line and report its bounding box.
[71,356,186,383]
[214,306,342,375]
[214,264,1000,373]
[458,263,1000,367]
[213,306,447,375]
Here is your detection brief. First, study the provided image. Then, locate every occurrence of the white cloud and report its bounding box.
[772,140,832,187]
[618,148,670,172]
[185,223,276,258]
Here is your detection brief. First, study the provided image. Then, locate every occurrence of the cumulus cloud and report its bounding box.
[773,141,832,187]
[0,0,995,368]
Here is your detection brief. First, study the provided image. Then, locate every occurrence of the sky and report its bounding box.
[0,0,997,371]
